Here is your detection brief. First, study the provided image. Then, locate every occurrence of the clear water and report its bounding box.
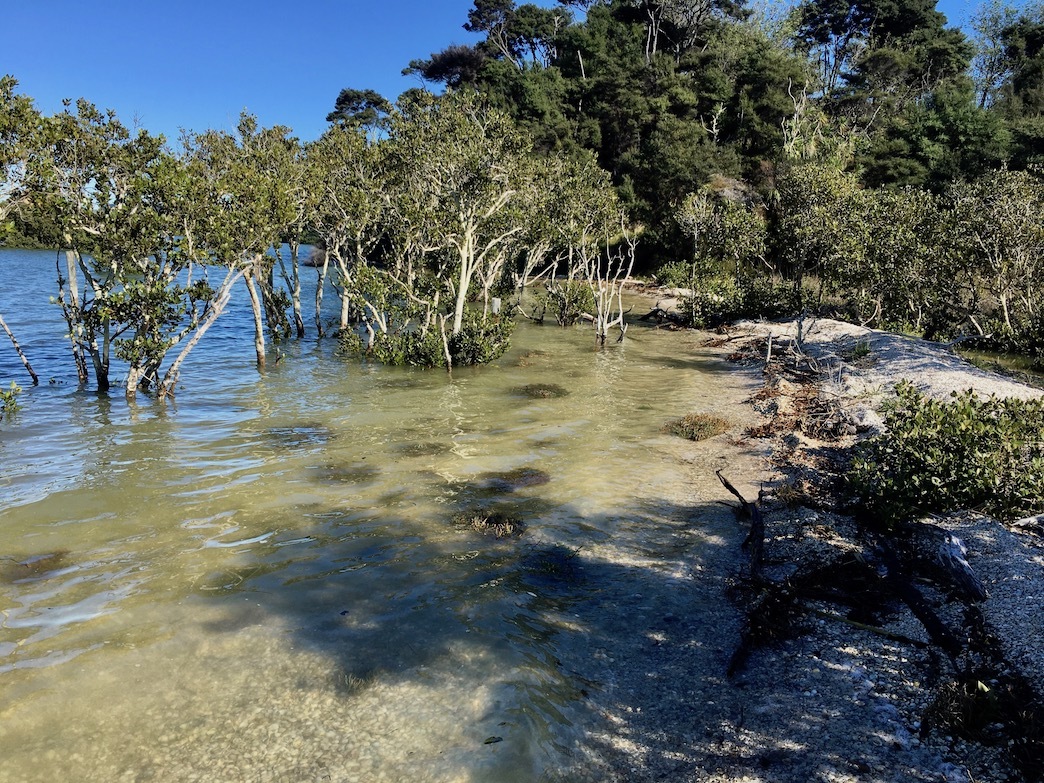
[0,248,757,782]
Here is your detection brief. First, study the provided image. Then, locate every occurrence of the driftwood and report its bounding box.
[808,608,930,649]
[894,521,989,602]
[717,470,764,578]
[872,540,963,659]
[1011,514,1044,536]
[638,307,686,326]
[718,470,771,677]
[931,528,989,601]
[0,312,39,385]
[720,492,972,674]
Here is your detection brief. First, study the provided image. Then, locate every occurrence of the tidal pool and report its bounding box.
[0,249,758,781]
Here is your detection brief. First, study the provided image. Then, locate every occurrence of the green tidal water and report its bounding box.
[0,249,760,782]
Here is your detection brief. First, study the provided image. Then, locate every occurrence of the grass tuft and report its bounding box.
[664,412,731,441]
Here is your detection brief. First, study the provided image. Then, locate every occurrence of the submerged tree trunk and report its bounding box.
[451,230,477,336]
[338,257,354,333]
[258,257,291,341]
[125,366,144,401]
[587,232,636,346]
[0,313,39,385]
[275,243,303,339]
[123,357,162,401]
[68,249,111,392]
[158,268,246,400]
[88,317,111,393]
[452,260,475,336]
[244,270,267,368]
[57,250,89,384]
[336,243,361,333]
[315,250,330,338]
[289,241,305,338]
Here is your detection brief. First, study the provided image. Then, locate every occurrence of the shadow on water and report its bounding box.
[187,489,742,782]
[1,256,942,781]
[186,474,970,783]
[0,428,959,780]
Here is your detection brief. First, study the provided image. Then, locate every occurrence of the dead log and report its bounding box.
[639,307,669,322]
[718,470,773,677]
[1011,514,1044,536]
[638,307,685,326]
[934,529,989,602]
[808,608,930,649]
[0,312,39,385]
[894,521,989,602]
[873,541,963,659]
[717,470,764,579]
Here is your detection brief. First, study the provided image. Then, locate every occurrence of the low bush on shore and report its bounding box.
[849,381,1044,526]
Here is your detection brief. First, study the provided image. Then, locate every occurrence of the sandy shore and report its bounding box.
[552,316,1044,783]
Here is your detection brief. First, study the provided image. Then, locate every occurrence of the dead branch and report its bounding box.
[0,312,39,385]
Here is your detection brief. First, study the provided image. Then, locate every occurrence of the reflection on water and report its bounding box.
[0,248,757,781]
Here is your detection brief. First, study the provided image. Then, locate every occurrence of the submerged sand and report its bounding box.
[553,316,1043,783]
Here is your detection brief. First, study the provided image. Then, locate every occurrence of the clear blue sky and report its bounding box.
[3,0,978,144]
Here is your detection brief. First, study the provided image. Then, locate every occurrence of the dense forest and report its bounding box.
[2,0,1044,410]
[403,0,1042,233]
[399,0,1044,350]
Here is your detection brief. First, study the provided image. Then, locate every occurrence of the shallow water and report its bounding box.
[956,346,1044,389]
[0,248,755,781]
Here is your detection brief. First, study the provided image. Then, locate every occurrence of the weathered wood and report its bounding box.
[897,521,989,602]
[718,470,772,677]
[808,607,930,649]
[638,307,686,326]
[1011,514,1044,536]
[935,530,989,601]
[0,312,39,385]
[717,470,764,578]
[874,541,963,658]
[243,269,266,368]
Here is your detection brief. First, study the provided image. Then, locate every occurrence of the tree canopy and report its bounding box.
[376,0,1042,262]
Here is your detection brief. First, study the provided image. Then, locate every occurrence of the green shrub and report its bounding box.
[740,277,810,320]
[683,277,744,328]
[849,381,1044,526]
[449,314,514,366]
[541,280,595,326]
[655,261,694,288]
[0,381,20,422]
[339,313,514,368]
[371,329,447,367]
[683,276,809,328]
[964,314,1044,368]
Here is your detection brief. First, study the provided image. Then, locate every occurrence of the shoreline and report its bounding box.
[556,315,1044,783]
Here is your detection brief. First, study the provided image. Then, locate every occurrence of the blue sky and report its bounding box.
[3,0,979,144]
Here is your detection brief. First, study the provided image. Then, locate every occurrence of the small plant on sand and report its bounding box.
[842,339,873,362]
[664,412,731,441]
